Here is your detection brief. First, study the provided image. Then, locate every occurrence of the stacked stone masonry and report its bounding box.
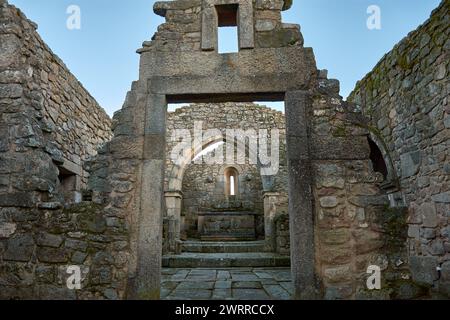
[349,0,449,298]
[0,0,448,300]
[164,103,288,242]
[0,1,115,299]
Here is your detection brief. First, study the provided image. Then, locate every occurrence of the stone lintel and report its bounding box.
[164,190,184,199]
[262,191,281,199]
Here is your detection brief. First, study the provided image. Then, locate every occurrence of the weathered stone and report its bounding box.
[35,285,77,300]
[320,228,351,245]
[418,202,438,228]
[324,285,353,300]
[4,233,34,262]
[36,232,63,248]
[37,202,62,210]
[320,196,338,208]
[71,251,88,264]
[409,256,439,286]
[103,288,119,300]
[65,239,88,252]
[35,266,55,284]
[441,261,450,282]
[408,225,420,239]
[420,228,436,240]
[431,192,450,203]
[90,266,112,285]
[353,229,384,254]
[255,19,276,32]
[0,222,16,238]
[92,251,114,266]
[0,34,21,68]
[320,245,352,264]
[400,151,422,178]
[0,192,36,207]
[37,247,69,263]
[429,240,445,256]
[324,265,352,283]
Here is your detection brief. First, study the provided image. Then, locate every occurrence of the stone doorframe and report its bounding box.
[134,90,316,300]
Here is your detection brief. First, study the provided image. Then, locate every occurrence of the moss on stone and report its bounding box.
[332,125,348,137]
[379,205,408,250]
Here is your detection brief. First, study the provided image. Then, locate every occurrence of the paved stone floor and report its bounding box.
[161,268,293,300]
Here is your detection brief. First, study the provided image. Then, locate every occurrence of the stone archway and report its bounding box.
[164,131,278,252]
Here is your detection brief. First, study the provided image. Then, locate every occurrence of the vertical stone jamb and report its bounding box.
[201,2,217,51]
[285,91,316,299]
[263,191,280,252]
[164,190,183,253]
[237,0,254,49]
[135,94,167,300]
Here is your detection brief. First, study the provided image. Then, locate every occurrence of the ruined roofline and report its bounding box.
[1,1,112,121]
[168,102,286,116]
[348,0,447,100]
[153,0,294,17]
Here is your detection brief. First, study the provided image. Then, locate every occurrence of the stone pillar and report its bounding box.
[263,192,280,252]
[135,94,167,300]
[285,91,316,300]
[164,190,183,253]
[237,0,255,49]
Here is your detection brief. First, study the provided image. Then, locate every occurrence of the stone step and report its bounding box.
[162,252,290,268]
[182,240,266,253]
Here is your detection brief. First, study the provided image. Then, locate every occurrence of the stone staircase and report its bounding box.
[162,241,290,268]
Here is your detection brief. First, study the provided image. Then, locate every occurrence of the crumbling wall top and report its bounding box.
[145,0,301,52]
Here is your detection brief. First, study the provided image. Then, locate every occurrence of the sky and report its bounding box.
[8,0,442,116]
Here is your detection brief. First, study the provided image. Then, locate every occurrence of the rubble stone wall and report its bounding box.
[0,1,116,299]
[149,0,301,52]
[349,0,449,297]
[165,103,288,239]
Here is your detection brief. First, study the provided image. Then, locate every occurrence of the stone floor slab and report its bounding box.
[217,270,231,280]
[232,289,270,300]
[263,284,292,300]
[163,268,292,300]
[177,281,215,290]
[168,289,212,300]
[212,289,232,300]
[232,281,263,289]
[215,281,232,289]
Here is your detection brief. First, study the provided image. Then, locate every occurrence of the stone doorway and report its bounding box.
[111,0,318,300]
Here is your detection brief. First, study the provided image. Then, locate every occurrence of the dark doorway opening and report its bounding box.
[368,137,388,180]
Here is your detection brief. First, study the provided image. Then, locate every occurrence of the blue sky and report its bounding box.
[8,0,441,116]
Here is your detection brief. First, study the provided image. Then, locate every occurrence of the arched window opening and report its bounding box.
[224,167,239,197]
[368,137,388,180]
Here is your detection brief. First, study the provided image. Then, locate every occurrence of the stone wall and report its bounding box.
[181,163,265,238]
[148,0,300,53]
[0,1,111,202]
[349,0,449,298]
[305,70,418,299]
[0,1,118,299]
[1,0,445,300]
[80,0,423,299]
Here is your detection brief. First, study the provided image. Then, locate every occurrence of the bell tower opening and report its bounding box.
[216,4,239,53]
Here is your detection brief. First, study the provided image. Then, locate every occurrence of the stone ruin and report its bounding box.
[0,0,448,299]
